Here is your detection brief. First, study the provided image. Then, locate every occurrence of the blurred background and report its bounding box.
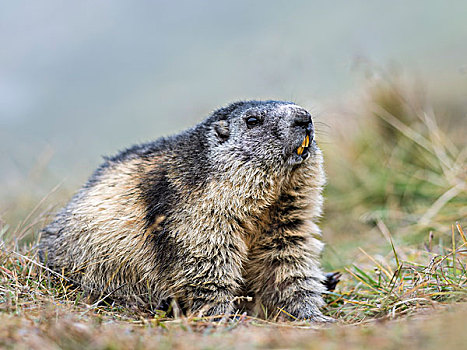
[1,1,466,243]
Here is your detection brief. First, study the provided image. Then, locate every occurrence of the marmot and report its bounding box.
[39,100,332,321]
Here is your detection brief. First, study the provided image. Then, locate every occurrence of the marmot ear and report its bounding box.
[213,120,230,142]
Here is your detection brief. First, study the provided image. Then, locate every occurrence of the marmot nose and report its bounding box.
[292,113,313,133]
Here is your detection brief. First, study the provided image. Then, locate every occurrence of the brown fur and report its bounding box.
[39,100,330,321]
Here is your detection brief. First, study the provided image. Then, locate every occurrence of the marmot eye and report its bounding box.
[245,116,261,128]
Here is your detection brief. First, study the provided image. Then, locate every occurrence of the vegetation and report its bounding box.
[323,71,467,322]
[1,73,466,349]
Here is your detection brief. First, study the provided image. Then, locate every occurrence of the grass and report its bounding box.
[0,72,466,349]
[324,73,466,237]
[325,223,466,323]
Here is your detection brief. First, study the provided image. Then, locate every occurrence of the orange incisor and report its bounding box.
[296,134,310,156]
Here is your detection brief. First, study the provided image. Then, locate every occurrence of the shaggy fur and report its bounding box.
[39,100,330,321]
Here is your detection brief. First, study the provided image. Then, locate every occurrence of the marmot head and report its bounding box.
[208,100,316,169]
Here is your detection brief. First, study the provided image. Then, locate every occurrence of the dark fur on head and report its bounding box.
[39,100,331,321]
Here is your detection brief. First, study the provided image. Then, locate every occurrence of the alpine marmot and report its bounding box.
[39,100,332,321]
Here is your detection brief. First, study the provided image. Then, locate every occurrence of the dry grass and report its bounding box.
[325,223,467,323]
[1,303,466,350]
[1,72,466,349]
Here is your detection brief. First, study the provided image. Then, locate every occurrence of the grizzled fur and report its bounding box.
[39,100,330,321]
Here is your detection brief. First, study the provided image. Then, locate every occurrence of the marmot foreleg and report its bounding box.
[164,214,248,316]
[245,159,329,321]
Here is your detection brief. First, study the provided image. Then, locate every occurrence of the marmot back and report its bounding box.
[39,100,330,321]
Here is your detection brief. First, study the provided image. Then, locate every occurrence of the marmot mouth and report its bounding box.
[296,131,311,158]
